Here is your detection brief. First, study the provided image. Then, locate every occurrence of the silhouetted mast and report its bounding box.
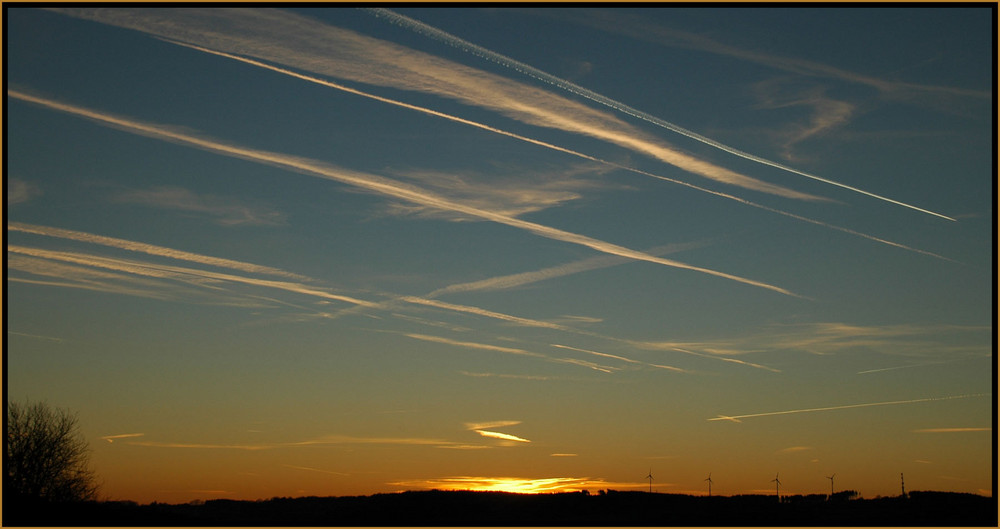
[771,473,781,502]
[900,473,906,498]
[705,473,713,497]
[646,469,653,493]
[826,474,835,498]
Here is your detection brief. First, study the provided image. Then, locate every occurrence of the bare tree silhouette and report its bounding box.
[6,401,98,503]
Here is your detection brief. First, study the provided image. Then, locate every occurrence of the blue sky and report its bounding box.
[5,7,993,503]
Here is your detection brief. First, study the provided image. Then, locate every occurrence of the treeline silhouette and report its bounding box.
[5,489,995,526]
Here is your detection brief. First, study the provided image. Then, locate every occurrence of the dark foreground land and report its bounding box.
[4,489,996,526]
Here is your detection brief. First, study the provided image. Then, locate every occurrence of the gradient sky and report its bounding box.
[5,7,993,504]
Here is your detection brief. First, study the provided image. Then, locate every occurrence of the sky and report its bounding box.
[5,7,994,504]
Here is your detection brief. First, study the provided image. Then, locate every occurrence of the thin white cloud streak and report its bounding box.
[58,8,825,202]
[368,8,955,222]
[474,430,531,443]
[8,244,379,309]
[756,322,989,356]
[101,433,145,443]
[150,38,948,261]
[7,253,229,304]
[404,333,615,374]
[708,394,988,422]
[111,186,285,226]
[857,361,949,375]
[627,341,780,373]
[7,331,65,343]
[642,322,988,360]
[383,165,612,221]
[428,242,706,298]
[405,333,543,357]
[751,81,856,162]
[7,90,798,297]
[464,421,521,431]
[399,297,572,331]
[550,343,686,373]
[13,224,679,361]
[9,222,307,280]
[570,8,989,101]
[550,357,617,374]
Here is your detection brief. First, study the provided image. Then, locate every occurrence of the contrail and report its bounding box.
[857,361,947,374]
[474,430,531,443]
[8,89,800,297]
[160,40,949,262]
[366,8,955,222]
[708,393,987,421]
[156,37,953,261]
[100,433,145,443]
[8,222,310,280]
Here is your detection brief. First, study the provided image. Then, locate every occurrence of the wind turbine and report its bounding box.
[771,473,781,501]
[826,473,836,497]
[704,473,713,497]
[646,469,653,493]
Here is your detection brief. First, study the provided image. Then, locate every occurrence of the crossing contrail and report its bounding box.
[8,89,801,297]
[708,393,987,422]
[158,40,949,262]
[366,8,955,222]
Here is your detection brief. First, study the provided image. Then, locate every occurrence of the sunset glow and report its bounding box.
[6,6,992,506]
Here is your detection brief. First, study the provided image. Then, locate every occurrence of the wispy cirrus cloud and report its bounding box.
[9,222,307,280]
[464,420,522,431]
[405,333,544,358]
[383,164,617,221]
[112,186,285,226]
[560,9,988,105]
[400,297,573,331]
[406,333,618,374]
[428,241,707,298]
[369,7,957,221]
[7,178,42,205]
[98,30,951,261]
[633,322,990,363]
[9,222,716,375]
[751,79,855,162]
[52,8,828,203]
[550,343,686,373]
[7,244,377,309]
[7,90,799,297]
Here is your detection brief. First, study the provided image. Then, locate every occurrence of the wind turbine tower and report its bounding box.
[646,469,653,493]
[771,473,781,502]
[826,473,836,498]
[705,473,713,497]
[900,473,906,498]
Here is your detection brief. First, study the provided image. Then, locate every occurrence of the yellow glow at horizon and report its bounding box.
[393,477,616,494]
